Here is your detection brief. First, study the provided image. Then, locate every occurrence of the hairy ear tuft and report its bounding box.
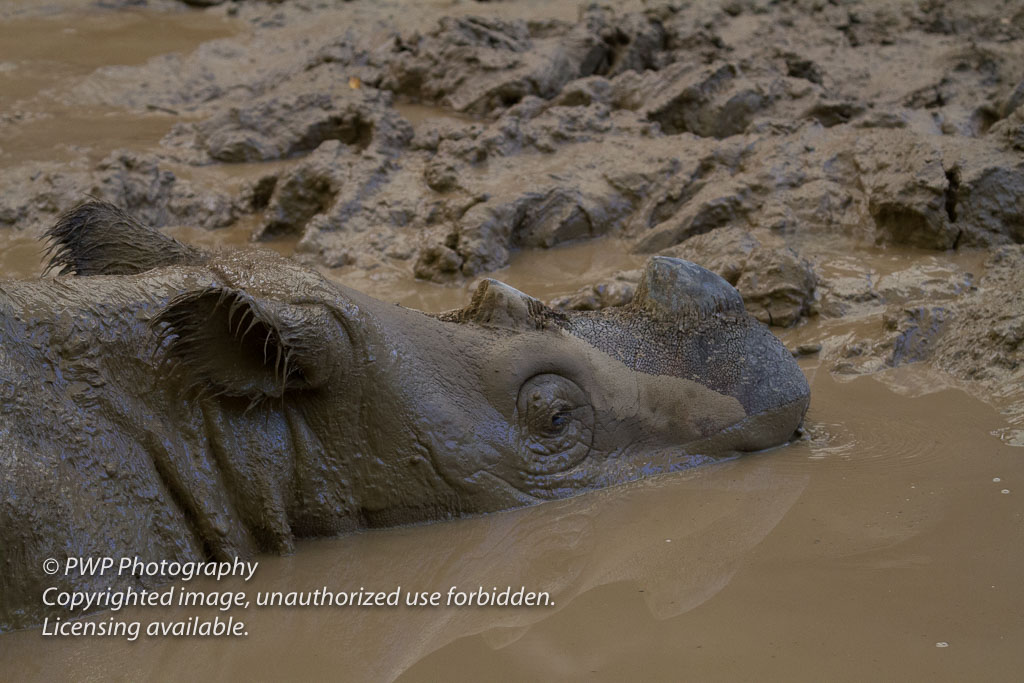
[152,287,336,401]
[45,200,203,276]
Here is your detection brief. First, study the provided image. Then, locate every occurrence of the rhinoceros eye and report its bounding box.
[515,374,594,475]
[548,410,569,433]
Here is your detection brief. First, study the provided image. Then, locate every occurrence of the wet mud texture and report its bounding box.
[1,0,1021,431]
[0,0,1023,679]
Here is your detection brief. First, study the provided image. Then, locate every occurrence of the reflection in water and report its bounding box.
[3,457,806,681]
[398,373,1024,681]
[5,372,1024,680]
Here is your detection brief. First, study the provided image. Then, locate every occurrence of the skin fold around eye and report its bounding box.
[516,374,595,475]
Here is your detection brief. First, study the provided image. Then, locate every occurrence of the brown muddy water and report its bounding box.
[0,6,234,165]
[1,4,1023,682]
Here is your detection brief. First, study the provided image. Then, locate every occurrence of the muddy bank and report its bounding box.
[0,0,1020,430]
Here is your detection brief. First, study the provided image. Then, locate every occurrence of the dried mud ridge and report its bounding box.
[1,0,1022,427]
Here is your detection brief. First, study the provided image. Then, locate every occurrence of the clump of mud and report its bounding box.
[0,0,1021,424]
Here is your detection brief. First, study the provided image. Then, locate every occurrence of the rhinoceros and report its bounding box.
[0,201,808,630]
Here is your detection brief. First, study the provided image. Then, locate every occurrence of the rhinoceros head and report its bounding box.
[47,202,809,537]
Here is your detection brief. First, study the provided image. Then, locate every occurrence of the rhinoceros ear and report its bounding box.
[45,200,203,276]
[152,286,339,401]
[631,256,747,322]
[443,278,562,330]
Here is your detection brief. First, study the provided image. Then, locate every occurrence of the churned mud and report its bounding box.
[1,0,1022,679]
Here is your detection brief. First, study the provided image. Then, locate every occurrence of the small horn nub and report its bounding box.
[467,279,549,329]
[632,256,746,322]
[436,278,563,330]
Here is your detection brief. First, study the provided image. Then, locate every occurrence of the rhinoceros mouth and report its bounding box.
[679,395,811,457]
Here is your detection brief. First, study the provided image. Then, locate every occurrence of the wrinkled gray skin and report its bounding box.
[0,202,809,631]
